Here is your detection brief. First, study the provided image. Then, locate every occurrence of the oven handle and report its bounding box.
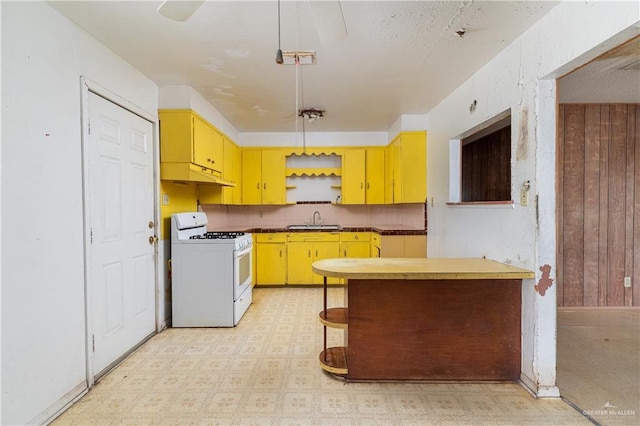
[235,244,253,257]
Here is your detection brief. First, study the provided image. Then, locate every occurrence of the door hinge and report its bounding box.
[92,334,95,352]
[90,228,93,244]
[88,120,91,135]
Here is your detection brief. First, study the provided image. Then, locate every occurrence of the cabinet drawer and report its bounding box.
[287,232,340,242]
[256,233,287,243]
[371,233,381,247]
[340,232,370,242]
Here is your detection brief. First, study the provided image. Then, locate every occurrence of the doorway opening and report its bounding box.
[555,37,640,424]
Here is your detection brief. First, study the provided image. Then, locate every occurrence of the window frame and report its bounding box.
[448,111,514,206]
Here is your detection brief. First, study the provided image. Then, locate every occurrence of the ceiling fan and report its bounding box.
[157,0,347,46]
[157,0,204,22]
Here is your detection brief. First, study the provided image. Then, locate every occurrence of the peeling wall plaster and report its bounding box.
[425,0,639,397]
[516,108,529,160]
[536,265,554,296]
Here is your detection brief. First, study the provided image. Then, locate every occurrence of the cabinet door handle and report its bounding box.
[360,182,363,189]
[264,183,267,190]
[367,182,370,189]
[315,249,318,257]
[344,249,347,257]
[256,182,260,189]
[308,250,311,258]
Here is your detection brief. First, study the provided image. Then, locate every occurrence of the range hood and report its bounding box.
[160,162,236,187]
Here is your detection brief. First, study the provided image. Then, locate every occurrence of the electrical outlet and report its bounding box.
[624,277,632,288]
[520,189,528,206]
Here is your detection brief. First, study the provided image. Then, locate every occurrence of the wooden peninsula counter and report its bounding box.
[312,258,534,381]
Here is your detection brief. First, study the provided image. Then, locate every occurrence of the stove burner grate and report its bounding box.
[189,232,246,240]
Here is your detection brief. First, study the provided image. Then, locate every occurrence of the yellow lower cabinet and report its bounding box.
[380,235,427,257]
[313,242,340,284]
[404,235,427,257]
[287,242,315,284]
[255,233,287,285]
[286,233,340,285]
[339,232,371,283]
[370,233,381,257]
[339,232,371,258]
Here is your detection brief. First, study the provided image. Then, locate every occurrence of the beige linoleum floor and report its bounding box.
[52,287,628,425]
[557,308,640,426]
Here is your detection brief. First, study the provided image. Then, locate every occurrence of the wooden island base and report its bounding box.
[314,258,534,382]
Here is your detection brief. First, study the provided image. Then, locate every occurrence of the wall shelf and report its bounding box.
[286,168,342,177]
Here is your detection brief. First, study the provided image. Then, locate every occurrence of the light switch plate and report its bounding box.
[162,193,169,205]
[624,277,632,288]
[520,189,528,206]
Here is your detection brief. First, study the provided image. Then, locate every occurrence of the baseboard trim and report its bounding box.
[558,306,640,311]
[30,381,87,426]
[519,373,560,398]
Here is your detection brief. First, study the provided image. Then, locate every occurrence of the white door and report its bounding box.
[87,92,156,376]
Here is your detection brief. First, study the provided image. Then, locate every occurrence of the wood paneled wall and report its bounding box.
[462,125,511,202]
[558,104,640,307]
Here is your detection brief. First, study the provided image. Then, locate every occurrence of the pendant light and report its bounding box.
[275,0,283,64]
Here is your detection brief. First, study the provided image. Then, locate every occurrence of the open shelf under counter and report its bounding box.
[319,307,348,329]
[319,346,348,375]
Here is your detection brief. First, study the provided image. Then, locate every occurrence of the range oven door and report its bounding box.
[234,244,253,300]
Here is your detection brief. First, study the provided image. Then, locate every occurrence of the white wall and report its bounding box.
[159,85,240,142]
[1,2,159,424]
[239,131,388,147]
[387,114,429,142]
[425,1,640,396]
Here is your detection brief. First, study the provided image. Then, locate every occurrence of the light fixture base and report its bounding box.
[282,50,317,65]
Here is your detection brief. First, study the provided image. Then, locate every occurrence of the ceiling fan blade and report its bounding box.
[309,1,348,46]
[157,0,204,22]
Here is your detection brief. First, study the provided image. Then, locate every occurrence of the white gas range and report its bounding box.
[171,212,253,327]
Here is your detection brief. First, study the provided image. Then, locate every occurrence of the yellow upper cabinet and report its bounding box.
[342,148,385,204]
[159,110,192,163]
[192,115,223,173]
[242,150,262,204]
[198,137,242,204]
[159,109,232,185]
[365,148,385,204]
[385,144,394,204]
[221,138,242,204]
[389,131,427,203]
[342,149,366,204]
[242,149,286,205]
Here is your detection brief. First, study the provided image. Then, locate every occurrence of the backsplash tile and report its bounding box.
[201,203,425,230]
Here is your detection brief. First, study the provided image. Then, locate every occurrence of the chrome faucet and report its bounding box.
[312,210,321,226]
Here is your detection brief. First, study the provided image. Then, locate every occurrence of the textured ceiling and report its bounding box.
[49,1,559,132]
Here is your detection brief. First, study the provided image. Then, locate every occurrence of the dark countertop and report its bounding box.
[208,225,427,236]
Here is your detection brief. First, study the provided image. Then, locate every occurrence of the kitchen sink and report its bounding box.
[287,224,342,231]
